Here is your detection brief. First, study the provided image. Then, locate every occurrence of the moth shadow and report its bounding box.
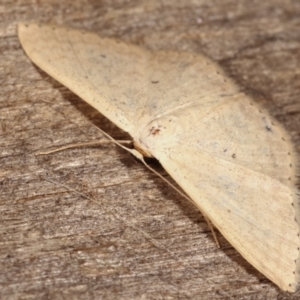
[219,238,268,286]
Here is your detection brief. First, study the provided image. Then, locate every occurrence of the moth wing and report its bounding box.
[18,23,242,139]
[147,95,300,291]
[18,22,152,133]
[161,147,299,291]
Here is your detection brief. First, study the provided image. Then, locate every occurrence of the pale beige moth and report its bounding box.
[18,23,300,291]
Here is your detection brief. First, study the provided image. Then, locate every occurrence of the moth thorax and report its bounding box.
[134,115,180,158]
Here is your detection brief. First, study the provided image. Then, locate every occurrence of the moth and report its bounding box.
[18,22,300,291]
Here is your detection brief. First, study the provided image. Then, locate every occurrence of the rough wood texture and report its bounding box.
[1,1,300,299]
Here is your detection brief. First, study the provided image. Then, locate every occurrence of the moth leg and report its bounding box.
[35,140,132,155]
[203,214,220,248]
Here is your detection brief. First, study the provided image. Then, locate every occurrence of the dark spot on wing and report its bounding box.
[265,126,272,132]
[149,126,161,136]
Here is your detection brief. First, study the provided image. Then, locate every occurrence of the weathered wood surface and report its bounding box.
[1,1,300,299]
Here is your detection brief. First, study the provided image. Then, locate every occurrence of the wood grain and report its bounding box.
[0,1,300,299]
